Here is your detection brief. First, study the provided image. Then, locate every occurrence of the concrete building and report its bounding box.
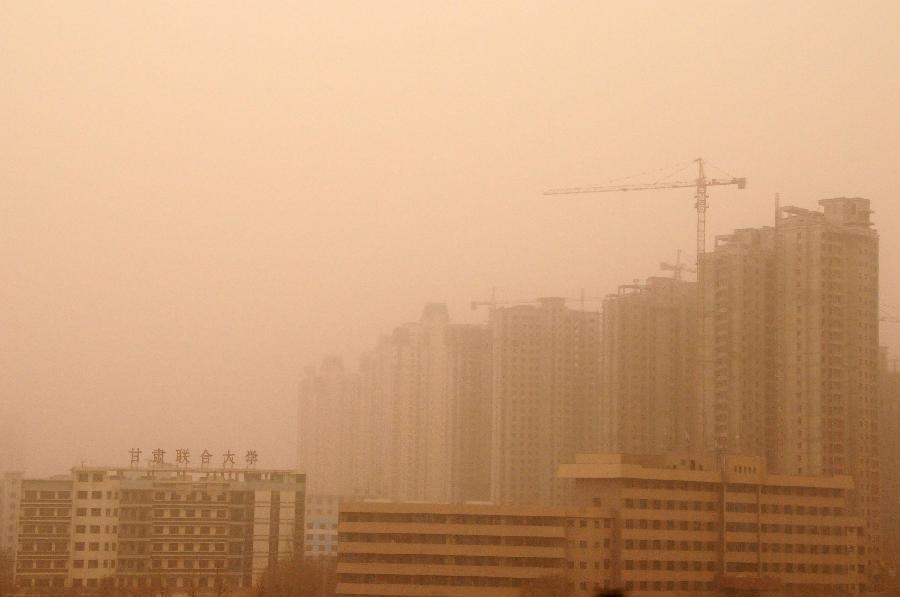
[335,501,613,597]
[298,356,368,496]
[358,304,492,503]
[600,277,698,455]
[700,227,778,460]
[699,198,882,587]
[14,464,305,595]
[445,324,493,503]
[0,471,23,557]
[559,452,865,596]
[490,297,600,505]
[304,494,342,560]
[880,349,900,577]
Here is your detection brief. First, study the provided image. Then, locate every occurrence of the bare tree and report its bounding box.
[518,575,567,597]
[253,557,335,597]
[0,548,14,595]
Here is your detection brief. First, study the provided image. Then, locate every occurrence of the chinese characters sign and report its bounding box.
[128,448,259,468]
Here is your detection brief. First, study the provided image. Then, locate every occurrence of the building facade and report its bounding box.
[699,198,882,587]
[304,494,342,560]
[0,471,23,557]
[700,227,778,459]
[355,304,492,503]
[335,501,613,597]
[559,452,865,596]
[298,357,367,496]
[600,277,698,455]
[880,349,900,578]
[490,297,600,505]
[15,465,305,595]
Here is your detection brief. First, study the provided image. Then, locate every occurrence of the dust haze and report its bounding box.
[1,1,898,478]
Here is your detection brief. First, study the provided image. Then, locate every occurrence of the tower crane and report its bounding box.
[546,158,746,452]
[660,249,696,282]
[545,157,746,269]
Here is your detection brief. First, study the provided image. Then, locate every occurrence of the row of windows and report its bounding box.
[113,575,246,589]
[74,541,116,551]
[151,525,230,536]
[75,473,106,483]
[624,580,715,592]
[149,559,233,570]
[16,560,67,570]
[340,512,565,526]
[19,524,67,535]
[75,524,117,534]
[151,508,229,519]
[150,542,229,553]
[759,524,853,536]
[73,559,114,569]
[338,532,564,548]
[20,507,70,517]
[22,491,71,501]
[624,539,715,551]
[625,560,716,572]
[339,553,563,568]
[624,519,716,532]
[339,574,525,587]
[18,542,67,552]
[625,498,716,511]
[75,490,113,500]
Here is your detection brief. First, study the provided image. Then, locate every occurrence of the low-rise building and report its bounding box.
[333,453,865,597]
[15,465,305,595]
[335,501,613,597]
[559,452,864,596]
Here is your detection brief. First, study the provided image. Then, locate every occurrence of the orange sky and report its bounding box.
[1,1,898,475]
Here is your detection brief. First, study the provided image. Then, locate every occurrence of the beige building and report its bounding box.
[15,464,305,595]
[600,277,698,455]
[0,471,23,557]
[880,350,900,576]
[333,453,864,597]
[700,198,882,586]
[490,297,600,505]
[358,304,492,503]
[560,452,865,596]
[335,501,613,597]
[304,494,343,560]
[445,324,493,503]
[298,356,368,496]
[700,227,778,459]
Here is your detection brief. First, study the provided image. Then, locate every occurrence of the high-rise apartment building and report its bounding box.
[298,356,367,496]
[490,297,600,505]
[879,349,900,576]
[353,304,492,502]
[0,471,22,557]
[700,198,881,588]
[445,323,493,502]
[700,226,779,459]
[600,277,698,454]
[14,465,305,595]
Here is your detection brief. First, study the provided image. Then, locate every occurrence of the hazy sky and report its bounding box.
[1,1,898,476]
